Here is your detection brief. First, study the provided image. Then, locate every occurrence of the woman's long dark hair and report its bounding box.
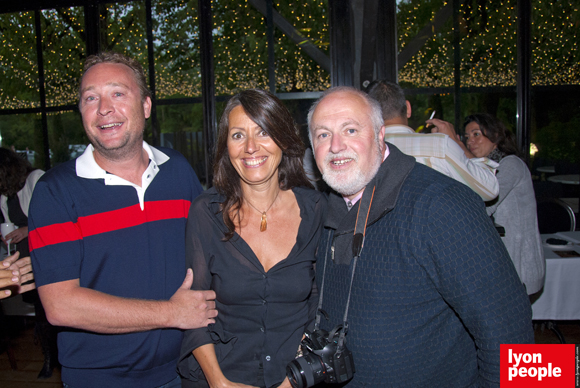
[463,113,521,157]
[213,89,313,240]
[0,148,35,197]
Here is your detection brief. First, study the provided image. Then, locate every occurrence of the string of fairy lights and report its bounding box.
[0,0,578,110]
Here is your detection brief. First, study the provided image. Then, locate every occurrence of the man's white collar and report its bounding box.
[76,141,169,179]
[384,124,415,134]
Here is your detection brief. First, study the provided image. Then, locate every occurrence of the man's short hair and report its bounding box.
[79,52,152,102]
[365,80,407,122]
[307,86,384,146]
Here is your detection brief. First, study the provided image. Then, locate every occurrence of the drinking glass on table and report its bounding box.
[1,222,17,255]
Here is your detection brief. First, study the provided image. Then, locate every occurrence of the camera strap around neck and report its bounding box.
[315,180,376,350]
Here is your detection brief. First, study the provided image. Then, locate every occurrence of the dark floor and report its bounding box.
[0,317,61,388]
[0,318,579,387]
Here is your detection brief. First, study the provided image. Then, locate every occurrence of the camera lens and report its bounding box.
[286,354,326,388]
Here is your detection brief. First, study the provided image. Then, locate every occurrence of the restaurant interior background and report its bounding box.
[0,0,578,192]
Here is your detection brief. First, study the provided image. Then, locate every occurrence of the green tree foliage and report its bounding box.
[0,12,39,110]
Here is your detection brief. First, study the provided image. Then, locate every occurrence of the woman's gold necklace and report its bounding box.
[245,190,280,232]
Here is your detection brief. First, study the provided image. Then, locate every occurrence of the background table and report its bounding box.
[537,166,555,173]
[532,231,580,320]
[548,174,580,185]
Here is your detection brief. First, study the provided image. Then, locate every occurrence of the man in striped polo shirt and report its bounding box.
[28,52,217,388]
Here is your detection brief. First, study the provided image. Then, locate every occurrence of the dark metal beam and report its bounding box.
[329,0,354,87]
[248,0,330,73]
[145,0,159,146]
[376,0,398,83]
[265,0,276,93]
[517,0,531,161]
[453,0,461,129]
[359,0,379,89]
[34,10,50,170]
[84,2,100,56]
[0,0,131,14]
[397,3,453,69]
[198,0,216,186]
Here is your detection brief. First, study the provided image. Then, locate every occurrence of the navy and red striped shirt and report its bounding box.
[28,143,203,388]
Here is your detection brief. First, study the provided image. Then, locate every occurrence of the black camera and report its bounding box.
[286,326,355,388]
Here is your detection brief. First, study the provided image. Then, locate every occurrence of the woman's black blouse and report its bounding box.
[178,186,326,388]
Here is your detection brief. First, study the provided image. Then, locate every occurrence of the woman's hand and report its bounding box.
[2,226,28,244]
[0,252,35,298]
[277,377,293,388]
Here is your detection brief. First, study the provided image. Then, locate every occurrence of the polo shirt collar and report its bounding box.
[76,141,169,179]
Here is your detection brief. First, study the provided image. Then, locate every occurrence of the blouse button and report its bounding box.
[265,356,271,361]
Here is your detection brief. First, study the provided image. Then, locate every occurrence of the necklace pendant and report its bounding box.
[260,212,267,232]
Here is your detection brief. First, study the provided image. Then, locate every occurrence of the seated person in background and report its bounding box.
[178,89,325,388]
[366,80,499,201]
[462,113,545,296]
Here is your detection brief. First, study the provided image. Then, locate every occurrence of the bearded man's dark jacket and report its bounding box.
[316,143,533,388]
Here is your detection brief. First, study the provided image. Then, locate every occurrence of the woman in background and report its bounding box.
[0,148,56,378]
[179,89,325,388]
[0,149,44,257]
[463,114,545,296]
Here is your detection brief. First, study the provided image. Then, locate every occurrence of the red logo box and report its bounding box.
[500,344,577,387]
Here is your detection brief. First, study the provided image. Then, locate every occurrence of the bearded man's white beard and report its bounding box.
[321,144,382,197]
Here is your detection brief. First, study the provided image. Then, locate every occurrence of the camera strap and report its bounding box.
[315,180,376,351]
[337,182,375,349]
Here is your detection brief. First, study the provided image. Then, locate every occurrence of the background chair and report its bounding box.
[536,198,576,234]
[534,198,576,343]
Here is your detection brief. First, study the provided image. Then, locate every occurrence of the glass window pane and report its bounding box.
[530,1,580,180]
[274,0,330,92]
[153,0,201,99]
[398,1,518,130]
[397,1,455,128]
[47,110,87,167]
[103,2,148,61]
[531,2,580,87]
[0,12,39,110]
[0,113,45,169]
[157,103,207,185]
[213,1,269,94]
[42,7,85,107]
[460,1,517,88]
[397,0,454,89]
[456,2,518,133]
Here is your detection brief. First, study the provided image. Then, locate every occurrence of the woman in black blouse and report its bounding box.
[178,89,325,388]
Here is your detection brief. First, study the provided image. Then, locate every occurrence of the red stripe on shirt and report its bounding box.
[29,199,191,251]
